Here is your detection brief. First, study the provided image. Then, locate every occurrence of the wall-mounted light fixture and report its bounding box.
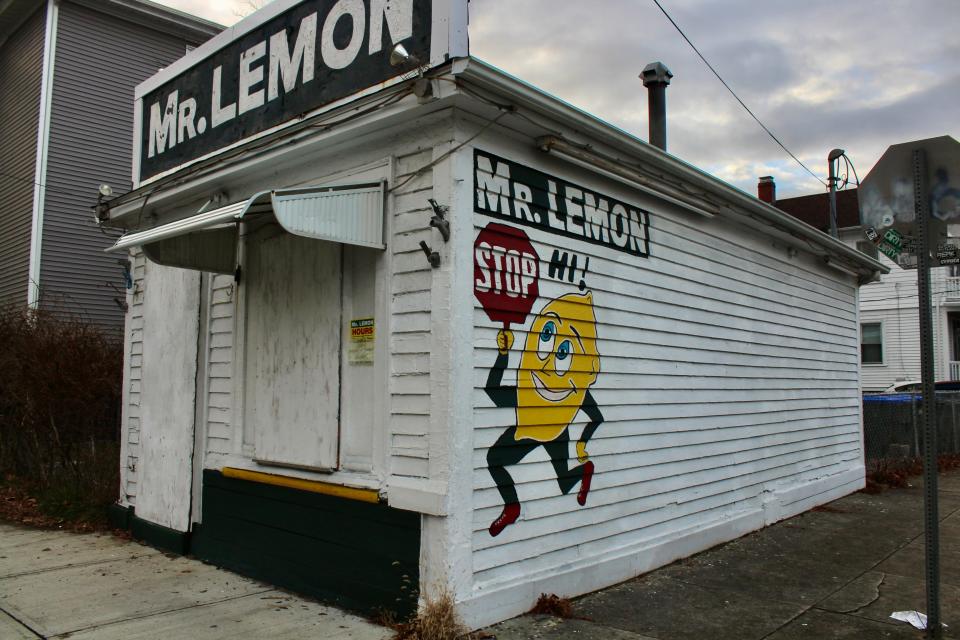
[389,44,432,98]
[94,184,113,223]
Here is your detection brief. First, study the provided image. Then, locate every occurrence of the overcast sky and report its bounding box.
[153,0,959,199]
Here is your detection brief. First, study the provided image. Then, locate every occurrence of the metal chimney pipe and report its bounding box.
[641,61,673,151]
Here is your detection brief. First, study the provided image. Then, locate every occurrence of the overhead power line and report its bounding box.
[651,0,828,188]
[0,170,45,189]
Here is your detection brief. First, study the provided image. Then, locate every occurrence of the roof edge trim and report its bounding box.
[452,56,887,278]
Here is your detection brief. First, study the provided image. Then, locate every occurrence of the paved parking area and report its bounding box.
[488,471,960,639]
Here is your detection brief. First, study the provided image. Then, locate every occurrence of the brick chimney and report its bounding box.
[758,176,776,205]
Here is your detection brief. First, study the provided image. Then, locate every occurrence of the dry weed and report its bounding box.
[529,593,576,618]
[863,453,960,493]
[389,590,470,640]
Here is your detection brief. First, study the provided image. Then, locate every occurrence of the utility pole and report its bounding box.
[827,148,844,238]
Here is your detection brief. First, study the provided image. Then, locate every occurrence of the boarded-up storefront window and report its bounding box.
[244,225,342,470]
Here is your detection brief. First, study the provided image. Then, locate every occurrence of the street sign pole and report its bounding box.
[914,148,942,639]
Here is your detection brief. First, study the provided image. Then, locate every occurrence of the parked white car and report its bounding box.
[881,381,921,393]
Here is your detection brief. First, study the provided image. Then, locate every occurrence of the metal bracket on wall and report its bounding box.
[428,198,450,242]
[419,241,441,268]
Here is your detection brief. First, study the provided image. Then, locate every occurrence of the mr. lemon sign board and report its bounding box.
[134,0,467,184]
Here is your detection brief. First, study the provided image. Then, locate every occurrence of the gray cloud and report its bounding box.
[153,0,960,198]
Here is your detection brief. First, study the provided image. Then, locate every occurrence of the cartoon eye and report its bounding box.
[555,339,572,375]
[538,321,556,360]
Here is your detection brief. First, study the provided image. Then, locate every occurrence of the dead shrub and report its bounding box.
[863,453,960,494]
[0,305,122,526]
[529,593,576,618]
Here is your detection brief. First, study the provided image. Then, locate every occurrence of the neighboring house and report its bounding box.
[0,0,221,329]
[763,176,960,392]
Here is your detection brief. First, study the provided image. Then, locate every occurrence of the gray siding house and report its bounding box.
[0,0,220,329]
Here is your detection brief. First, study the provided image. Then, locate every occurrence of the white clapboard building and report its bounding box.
[101,0,886,628]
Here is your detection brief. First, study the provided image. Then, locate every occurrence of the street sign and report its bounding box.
[861,137,960,638]
[864,226,921,268]
[860,136,960,271]
[936,243,960,266]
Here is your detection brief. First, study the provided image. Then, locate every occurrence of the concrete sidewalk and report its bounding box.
[488,470,960,639]
[2,473,957,639]
[0,523,390,639]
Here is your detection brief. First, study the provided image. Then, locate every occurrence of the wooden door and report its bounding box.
[138,262,201,531]
[244,225,342,471]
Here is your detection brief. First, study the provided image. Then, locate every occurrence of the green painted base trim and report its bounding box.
[130,514,190,555]
[107,503,132,531]
[192,469,420,617]
[107,503,190,556]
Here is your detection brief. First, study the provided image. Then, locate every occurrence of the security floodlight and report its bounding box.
[389,43,418,68]
[95,184,114,225]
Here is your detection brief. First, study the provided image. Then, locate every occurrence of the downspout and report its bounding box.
[28,0,59,308]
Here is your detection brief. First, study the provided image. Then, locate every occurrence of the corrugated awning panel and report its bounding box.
[271,183,385,249]
[106,183,385,274]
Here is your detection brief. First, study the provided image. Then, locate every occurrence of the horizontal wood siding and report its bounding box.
[857,255,952,391]
[206,275,235,455]
[390,149,435,480]
[119,251,146,505]
[471,153,862,591]
[39,2,200,329]
[0,5,44,307]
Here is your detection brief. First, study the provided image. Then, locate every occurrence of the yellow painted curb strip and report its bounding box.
[222,467,381,504]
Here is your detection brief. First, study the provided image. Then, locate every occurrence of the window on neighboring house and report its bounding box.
[861,322,883,364]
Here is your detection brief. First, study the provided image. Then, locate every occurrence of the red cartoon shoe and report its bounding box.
[489,503,521,537]
[577,461,595,506]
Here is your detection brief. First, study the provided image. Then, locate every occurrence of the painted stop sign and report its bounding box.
[474,223,540,328]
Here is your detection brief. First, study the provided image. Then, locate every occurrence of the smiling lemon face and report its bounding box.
[515,291,600,442]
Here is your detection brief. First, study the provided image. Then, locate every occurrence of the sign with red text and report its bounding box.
[474,223,540,328]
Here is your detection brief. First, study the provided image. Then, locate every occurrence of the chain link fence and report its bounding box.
[862,391,960,462]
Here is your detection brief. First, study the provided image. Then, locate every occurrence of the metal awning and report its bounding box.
[272,184,385,249]
[107,182,386,272]
[107,199,250,254]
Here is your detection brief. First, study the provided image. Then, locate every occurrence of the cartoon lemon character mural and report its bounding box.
[485,291,603,537]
